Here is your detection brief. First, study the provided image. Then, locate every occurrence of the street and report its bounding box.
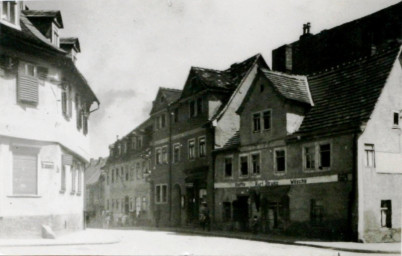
[0,229,397,256]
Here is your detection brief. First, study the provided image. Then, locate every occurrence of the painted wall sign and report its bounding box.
[41,161,54,169]
[214,173,352,189]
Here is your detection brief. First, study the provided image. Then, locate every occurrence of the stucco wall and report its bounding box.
[358,55,402,242]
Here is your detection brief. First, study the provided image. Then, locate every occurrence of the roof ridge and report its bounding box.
[308,45,402,77]
[191,66,223,73]
[261,68,307,79]
[159,87,182,92]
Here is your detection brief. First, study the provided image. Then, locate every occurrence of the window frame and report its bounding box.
[319,142,331,170]
[239,154,249,177]
[250,152,261,175]
[173,143,181,163]
[303,144,316,172]
[155,184,168,204]
[364,144,375,168]
[155,147,162,165]
[380,200,392,228]
[224,156,233,178]
[11,146,40,196]
[1,1,19,28]
[198,136,206,157]
[162,145,168,164]
[274,147,286,174]
[262,109,272,131]
[188,139,196,160]
[252,112,261,133]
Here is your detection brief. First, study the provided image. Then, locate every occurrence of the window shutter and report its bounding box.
[13,152,38,195]
[17,71,38,104]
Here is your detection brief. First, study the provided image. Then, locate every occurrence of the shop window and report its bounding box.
[275,149,286,172]
[310,199,324,226]
[199,137,206,157]
[365,144,375,167]
[304,145,315,170]
[223,202,232,222]
[173,144,180,163]
[263,110,271,130]
[319,144,331,169]
[224,157,232,177]
[240,155,248,176]
[253,113,261,132]
[188,139,195,159]
[12,148,38,195]
[381,200,392,228]
[251,153,260,174]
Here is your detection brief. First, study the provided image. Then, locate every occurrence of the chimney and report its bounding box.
[300,22,313,40]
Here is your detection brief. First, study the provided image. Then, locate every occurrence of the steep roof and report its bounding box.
[0,12,99,104]
[85,157,107,185]
[296,46,401,135]
[260,69,313,105]
[23,10,64,28]
[180,54,262,99]
[60,37,81,52]
[215,131,240,152]
[150,87,182,114]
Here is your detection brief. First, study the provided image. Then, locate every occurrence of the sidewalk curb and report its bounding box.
[0,239,120,248]
[126,226,400,254]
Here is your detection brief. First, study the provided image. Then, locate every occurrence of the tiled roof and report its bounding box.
[214,131,240,152]
[296,46,401,135]
[85,157,107,185]
[260,69,313,105]
[160,87,182,104]
[23,10,63,28]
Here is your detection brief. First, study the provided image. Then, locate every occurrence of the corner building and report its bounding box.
[214,47,402,242]
[0,1,99,237]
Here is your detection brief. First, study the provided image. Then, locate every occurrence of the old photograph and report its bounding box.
[0,0,401,255]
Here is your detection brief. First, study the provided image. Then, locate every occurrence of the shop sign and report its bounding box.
[41,161,54,169]
[214,173,352,189]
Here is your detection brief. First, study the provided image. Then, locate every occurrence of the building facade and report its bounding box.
[84,157,106,227]
[0,1,99,237]
[103,120,153,226]
[214,47,402,242]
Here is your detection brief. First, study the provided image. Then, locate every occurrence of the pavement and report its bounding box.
[0,227,400,254]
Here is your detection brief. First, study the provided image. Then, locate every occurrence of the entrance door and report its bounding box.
[233,196,249,231]
[172,184,182,227]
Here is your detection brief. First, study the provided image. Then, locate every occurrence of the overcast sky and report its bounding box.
[29,0,400,158]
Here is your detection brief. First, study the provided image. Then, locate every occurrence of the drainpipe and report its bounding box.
[168,107,173,225]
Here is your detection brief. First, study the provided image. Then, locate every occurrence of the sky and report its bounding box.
[29,0,401,158]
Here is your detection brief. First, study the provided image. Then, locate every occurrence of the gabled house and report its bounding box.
[0,2,99,237]
[149,54,269,227]
[213,46,402,242]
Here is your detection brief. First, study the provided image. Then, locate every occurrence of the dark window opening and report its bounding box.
[253,113,261,132]
[224,158,232,177]
[381,200,392,228]
[275,150,285,172]
[240,156,248,176]
[319,144,330,168]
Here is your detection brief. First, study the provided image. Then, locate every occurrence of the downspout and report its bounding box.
[168,106,173,225]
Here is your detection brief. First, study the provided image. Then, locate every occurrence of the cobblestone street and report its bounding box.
[0,229,398,256]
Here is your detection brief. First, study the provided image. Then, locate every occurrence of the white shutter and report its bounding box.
[13,152,37,195]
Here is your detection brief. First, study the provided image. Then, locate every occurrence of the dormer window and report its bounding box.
[52,24,59,47]
[1,1,18,27]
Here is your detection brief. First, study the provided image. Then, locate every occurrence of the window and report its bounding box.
[142,197,147,211]
[77,167,82,195]
[251,153,260,174]
[253,113,261,132]
[1,1,17,25]
[61,165,67,192]
[304,145,315,170]
[71,167,76,194]
[161,114,166,128]
[223,202,232,222]
[199,137,206,157]
[310,199,324,226]
[12,147,38,195]
[365,144,375,167]
[173,144,180,163]
[156,148,162,165]
[62,84,72,118]
[197,97,203,115]
[173,108,179,123]
[240,155,248,176]
[189,100,196,117]
[52,24,59,47]
[122,142,127,154]
[155,184,167,203]
[263,110,271,130]
[393,112,399,126]
[162,146,168,164]
[125,166,129,181]
[275,149,286,172]
[75,95,82,130]
[319,144,331,169]
[138,137,142,148]
[106,171,110,185]
[131,137,137,150]
[188,139,195,159]
[224,157,232,177]
[18,62,39,105]
[130,166,135,181]
[111,169,115,183]
[381,200,392,228]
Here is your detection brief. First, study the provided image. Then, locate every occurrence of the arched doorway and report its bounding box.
[172,184,182,227]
